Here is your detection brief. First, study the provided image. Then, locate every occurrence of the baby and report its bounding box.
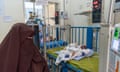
[55,43,94,65]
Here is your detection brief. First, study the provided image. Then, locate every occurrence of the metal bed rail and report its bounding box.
[40,25,71,58]
[41,25,100,57]
[70,26,100,52]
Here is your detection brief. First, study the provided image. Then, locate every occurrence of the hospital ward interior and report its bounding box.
[1,0,120,72]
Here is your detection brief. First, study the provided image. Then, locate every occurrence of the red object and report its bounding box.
[93,0,100,9]
[93,1,98,5]
[115,61,119,72]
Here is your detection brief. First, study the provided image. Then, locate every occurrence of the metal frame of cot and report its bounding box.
[40,25,71,58]
[47,26,101,72]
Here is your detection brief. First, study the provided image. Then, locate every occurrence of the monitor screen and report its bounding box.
[116,0,120,2]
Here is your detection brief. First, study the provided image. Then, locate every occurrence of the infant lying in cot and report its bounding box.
[55,43,94,65]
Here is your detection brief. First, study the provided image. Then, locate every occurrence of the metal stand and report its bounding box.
[43,25,47,59]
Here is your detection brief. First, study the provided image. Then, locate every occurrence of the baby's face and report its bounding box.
[80,45,86,49]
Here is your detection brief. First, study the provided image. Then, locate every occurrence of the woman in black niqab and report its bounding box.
[0,23,49,72]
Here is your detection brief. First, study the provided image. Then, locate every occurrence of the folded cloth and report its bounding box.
[72,49,94,60]
[55,50,72,65]
[73,55,85,60]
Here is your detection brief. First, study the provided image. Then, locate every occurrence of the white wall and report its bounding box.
[36,0,91,26]
[0,0,25,43]
[49,0,59,3]
[59,0,93,26]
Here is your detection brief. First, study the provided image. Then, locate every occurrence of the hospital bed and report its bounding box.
[46,26,100,72]
[47,47,98,72]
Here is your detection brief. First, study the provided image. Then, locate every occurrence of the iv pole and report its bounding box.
[63,0,66,25]
[43,4,47,59]
[42,1,49,59]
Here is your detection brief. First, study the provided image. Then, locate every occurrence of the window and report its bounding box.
[24,2,43,22]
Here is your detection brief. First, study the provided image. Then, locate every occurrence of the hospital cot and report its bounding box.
[46,26,100,72]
